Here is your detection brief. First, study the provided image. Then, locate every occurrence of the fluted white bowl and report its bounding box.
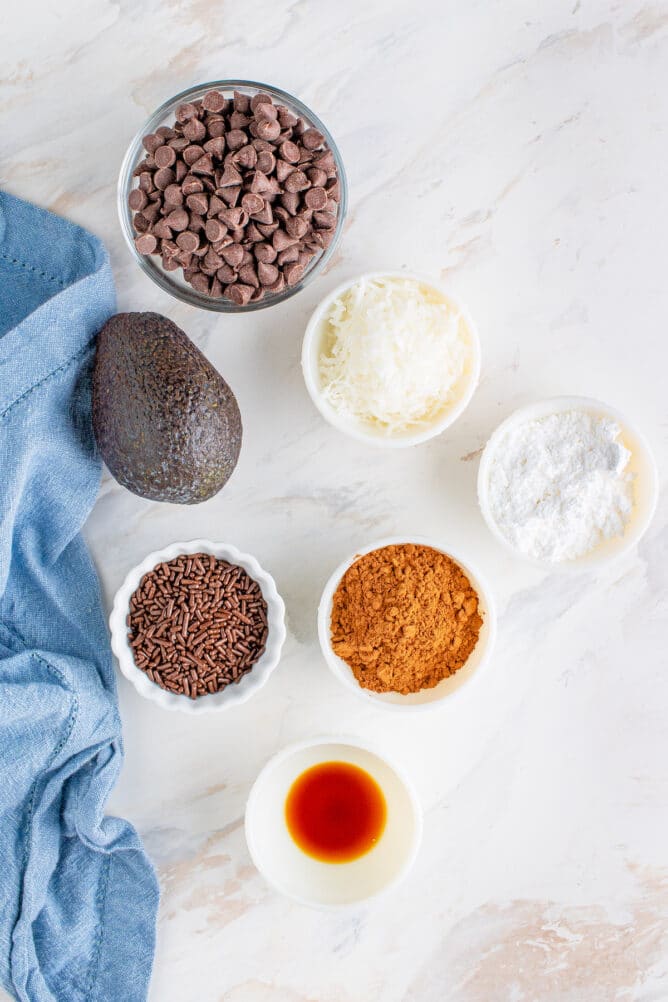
[109,539,286,713]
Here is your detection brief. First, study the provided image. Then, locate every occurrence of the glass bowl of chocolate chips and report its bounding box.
[118,80,347,312]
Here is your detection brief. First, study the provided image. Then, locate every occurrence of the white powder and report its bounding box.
[486,410,635,562]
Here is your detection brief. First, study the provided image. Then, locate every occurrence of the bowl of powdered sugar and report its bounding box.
[477,397,658,569]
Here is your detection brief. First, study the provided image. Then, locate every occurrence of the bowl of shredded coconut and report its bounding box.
[301,273,481,446]
[477,397,658,568]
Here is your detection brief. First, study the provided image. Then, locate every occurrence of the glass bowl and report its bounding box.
[118,79,348,313]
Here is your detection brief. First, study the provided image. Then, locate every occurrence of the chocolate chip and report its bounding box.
[239,264,259,287]
[183,117,207,142]
[138,172,154,193]
[284,262,305,285]
[250,93,272,112]
[234,145,257,169]
[284,170,310,193]
[183,145,205,166]
[175,103,198,122]
[254,101,278,121]
[142,134,162,154]
[225,283,254,305]
[277,245,300,266]
[256,150,276,175]
[226,129,248,151]
[176,230,200,252]
[276,160,295,183]
[154,167,176,190]
[326,178,341,202]
[219,206,244,229]
[241,192,265,215]
[307,167,328,188]
[191,154,215,176]
[203,136,226,159]
[314,149,336,175]
[128,189,148,211]
[277,106,298,129]
[142,202,161,223]
[254,242,277,264]
[164,184,185,206]
[219,164,243,187]
[256,221,279,238]
[279,140,300,163]
[181,176,204,196]
[154,145,177,168]
[280,191,300,215]
[164,208,190,232]
[257,261,279,285]
[190,272,211,294]
[304,186,327,210]
[208,118,227,138]
[203,248,224,272]
[285,214,309,239]
[188,213,206,233]
[246,223,263,243]
[313,210,336,229]
[186,192,209,215]
[152,219,173,240]
[302,128,324,150]
[205,218,226,243]
[272,229,297,251]
[228,112,250,130]
[135,233,157,254]
[255,118,281,141]
[202,89,226,112]
[233,91,250,113]
[221,243,244,268]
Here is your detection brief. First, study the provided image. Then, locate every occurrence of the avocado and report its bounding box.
[92,312,242,504]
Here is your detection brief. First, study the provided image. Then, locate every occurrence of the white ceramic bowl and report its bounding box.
[477,396,659,570]
[245,738,422,908]
[301,272,481,447]
[317,536,496,710]
[109,539,286,713]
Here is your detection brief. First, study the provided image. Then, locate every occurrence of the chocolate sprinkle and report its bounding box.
[127,553,269,699]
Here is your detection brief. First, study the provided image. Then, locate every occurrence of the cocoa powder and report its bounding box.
[330,543,482,695]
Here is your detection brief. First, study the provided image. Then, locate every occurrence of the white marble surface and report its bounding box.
[3,1,668,999]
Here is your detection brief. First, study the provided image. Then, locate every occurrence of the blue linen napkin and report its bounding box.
[0,192,159,1002]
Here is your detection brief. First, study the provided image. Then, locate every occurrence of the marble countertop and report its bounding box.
[3,1,668,999]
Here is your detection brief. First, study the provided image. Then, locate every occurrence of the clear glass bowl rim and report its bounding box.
[117,79,348,313]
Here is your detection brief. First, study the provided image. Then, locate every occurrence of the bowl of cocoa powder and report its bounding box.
[317,537,496,709]
[109,539,286,712]
[118,80,347,311]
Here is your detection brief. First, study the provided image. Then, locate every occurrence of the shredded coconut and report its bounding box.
[486,410,635,562]
[317,276,472,433]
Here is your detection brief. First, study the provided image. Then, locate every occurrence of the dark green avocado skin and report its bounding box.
[92,312,242,504]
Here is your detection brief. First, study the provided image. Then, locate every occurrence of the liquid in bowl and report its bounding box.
[285,761,387,863]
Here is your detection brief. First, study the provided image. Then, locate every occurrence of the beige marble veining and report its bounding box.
[2,1,668,999]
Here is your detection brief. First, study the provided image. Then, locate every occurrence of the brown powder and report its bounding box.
[330,543,483,695]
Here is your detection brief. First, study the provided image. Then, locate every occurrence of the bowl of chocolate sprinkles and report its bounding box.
[118,80,347,312]
[109,540,286,712]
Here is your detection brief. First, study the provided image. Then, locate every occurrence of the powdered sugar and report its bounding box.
[485,410,635,562]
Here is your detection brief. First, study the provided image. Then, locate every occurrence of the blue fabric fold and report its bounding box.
[0,192,158,1002]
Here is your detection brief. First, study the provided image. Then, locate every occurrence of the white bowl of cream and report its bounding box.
[477,397,659,569]
[301,272,481,447]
